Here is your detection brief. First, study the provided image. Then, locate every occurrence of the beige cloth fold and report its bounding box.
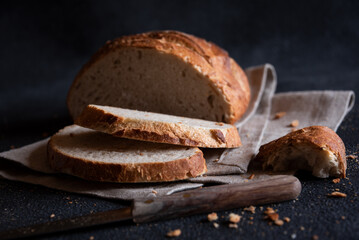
[0,64,355,199]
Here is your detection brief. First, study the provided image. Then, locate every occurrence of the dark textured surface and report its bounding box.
[1,1,359,239]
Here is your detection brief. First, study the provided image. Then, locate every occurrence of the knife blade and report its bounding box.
[0,175,301,239]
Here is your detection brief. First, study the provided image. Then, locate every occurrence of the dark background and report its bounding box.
[1,1,359,239]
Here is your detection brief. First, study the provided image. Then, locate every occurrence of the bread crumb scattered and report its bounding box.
[341,216,346,220]
[229,213,241,223]
[300,226,305,231]
[312,235,319,240]
[139,153,144,156]
[207,212,218,222]
[215,122,224,126]
[264,207,276,215]
[328,191,347,198]
[244,205,256,214]
[166,229,181,237]
[347,155,357,159]
[248,174,255,180]
[213,222,219,228]
[274,112,286,119]
[290,120,299,127]
[332,178,340,184]
[50,214,55,218]
[213,158,219,162]
[152,190,158,194]
[249,216,254,220]
[274,219,284,226]
[267,213,279,221]
[228,223,238,229]
[283,217,291,222]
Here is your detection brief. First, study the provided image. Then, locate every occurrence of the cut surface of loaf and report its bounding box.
[67,30,250,124]
[48,125,207,183]
[75,104,241,148]
[255,126,346,178]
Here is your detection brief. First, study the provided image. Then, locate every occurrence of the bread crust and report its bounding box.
[67,30,250,124]
[255,126,346,178]
[75,105,241,148]
[48,126,207,183]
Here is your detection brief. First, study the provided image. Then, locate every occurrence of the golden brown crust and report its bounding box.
[75,105,241,148]
[255,126,346,178]
[67,30,250,124]
[47,129,207,183]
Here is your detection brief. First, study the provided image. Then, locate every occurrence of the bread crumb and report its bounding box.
[274,219,284,226]
[215,122,224,126]
[244,205,256,214]
[213,158,219,162]
[229,213,241,223]
[274,112,286,119]
[139,153,144,156]
[332,178,340,183]
[207,212,218,222]
[244,179,249,182]
[264,207,276,215]
[213,222,219,228]
[283,217,291,222]
[347,155,358,159]
[152,190,158,194]
[249,216,254,220]
[328,191,347,198]
[89,236,94,240]
[312,235,319,240]
[228,223,238,229]
[267,213,279,221]
[300,226,305,231]
[290,120,299,127]
[50,214,55,218]
[341,216,346,220]
[248,174,255,180]
[166,229,181,237]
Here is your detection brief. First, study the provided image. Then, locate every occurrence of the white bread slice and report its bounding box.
[67,31,250,124]
[48,125,207,183]
[75,104,241,148]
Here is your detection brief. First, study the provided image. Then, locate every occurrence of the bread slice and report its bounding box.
[67,30,250,124]
[48,125,207,183]
[255,126,346,178]
[75,104,241,148]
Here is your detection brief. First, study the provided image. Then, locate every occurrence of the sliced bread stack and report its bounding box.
[48,105,241,183]
[48,30,249,183]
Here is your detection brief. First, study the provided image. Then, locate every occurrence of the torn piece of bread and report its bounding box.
[75,104,241,148]
[67,30,250,124]
[255,126,346,178]
[47,125,207,183]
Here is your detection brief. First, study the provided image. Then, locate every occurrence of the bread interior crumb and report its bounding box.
[263,144,340,178]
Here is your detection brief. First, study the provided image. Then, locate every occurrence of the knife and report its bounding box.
[0,175,301,239]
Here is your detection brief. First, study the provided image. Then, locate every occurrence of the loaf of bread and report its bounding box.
[67,31,250,124]
[48,125,207,183]
[255,126,346,178]
[75,104,241,148]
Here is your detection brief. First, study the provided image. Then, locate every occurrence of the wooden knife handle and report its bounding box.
[132,175,301,223]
